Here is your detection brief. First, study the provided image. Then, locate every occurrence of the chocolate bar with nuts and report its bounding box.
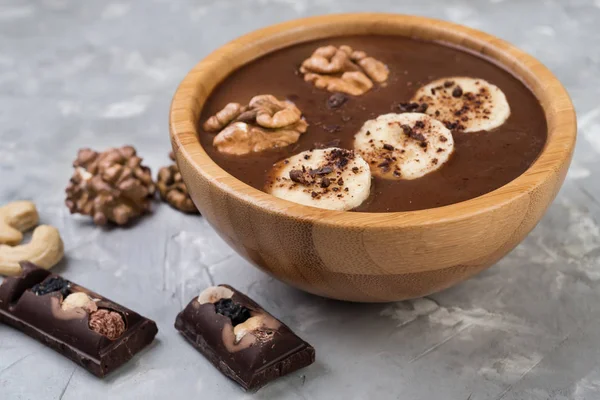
[175,285,315,391]
[0,262,158,377]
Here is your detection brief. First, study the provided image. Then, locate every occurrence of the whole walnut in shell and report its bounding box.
[65,146,156,226]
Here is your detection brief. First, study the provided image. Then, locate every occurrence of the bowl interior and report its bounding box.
[170,13,576,227]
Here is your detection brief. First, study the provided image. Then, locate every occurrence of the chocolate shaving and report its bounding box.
[327,92,349,109]
[410,131,426,142]
[322,124,341,133]
[383,144,394,151]
[310,166,333,176]
[328,148,353,169]
[444,121,461,130]
[401,124,426,142]
[289,169,307,184]
[393,102,429,114]
[417,103,429,113]
[452,86,463,97]
[444,80,455,88]
[313,139,341,149]
[320,177,331,188]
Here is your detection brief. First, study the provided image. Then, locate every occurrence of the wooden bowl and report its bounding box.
[169,14,576,302]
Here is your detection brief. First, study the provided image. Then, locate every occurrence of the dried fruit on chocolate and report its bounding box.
[214,298,251,326]
[326,92,349,109]
[32,276,71,297]
[157,152,199,214]
[65,146,156,226]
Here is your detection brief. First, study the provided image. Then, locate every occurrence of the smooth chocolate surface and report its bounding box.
[198,35,548,212]
[0,262,158,378]
[175,285,315,391]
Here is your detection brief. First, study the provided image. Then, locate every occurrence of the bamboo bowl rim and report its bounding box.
[170,13,576,228]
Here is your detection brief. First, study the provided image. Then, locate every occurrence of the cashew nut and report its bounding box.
[233,316,264,343]
[0,225,64,276]
[198,286,234,304]
[0,201,39,245]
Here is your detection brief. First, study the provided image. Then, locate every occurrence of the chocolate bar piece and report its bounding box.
[0,262,158,377]
[175,285,315,391]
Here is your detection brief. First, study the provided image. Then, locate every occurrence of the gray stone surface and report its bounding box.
[0,0,599,399]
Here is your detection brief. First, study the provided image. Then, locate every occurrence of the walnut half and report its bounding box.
[299,45,389,96]
[203,95,308,156]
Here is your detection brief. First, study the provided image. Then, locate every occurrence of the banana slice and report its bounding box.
[265,148,371,211]
[354,113,454,180]
[412,77,510,132]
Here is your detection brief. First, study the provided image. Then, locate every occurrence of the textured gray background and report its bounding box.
[1,0,599,399]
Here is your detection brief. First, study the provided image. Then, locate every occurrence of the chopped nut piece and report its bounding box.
[300,45,388,96]
[205,95,308,156]
[327,92,349,109]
